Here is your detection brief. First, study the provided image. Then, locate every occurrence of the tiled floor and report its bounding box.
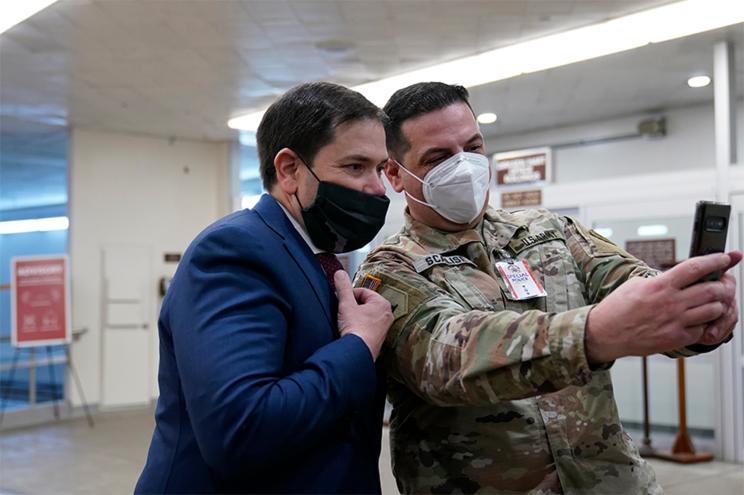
[652,457,743,494]
[0,408,742,494]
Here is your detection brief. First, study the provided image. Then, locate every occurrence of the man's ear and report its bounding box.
[274,148,302,195]
[384,159,405,193]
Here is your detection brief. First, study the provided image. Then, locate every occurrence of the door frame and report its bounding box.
[99,243,154,409]
[721,194,744,462]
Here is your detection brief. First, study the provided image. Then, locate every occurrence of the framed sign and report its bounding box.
[11,255,72,347]
[625,239,677,270]
[501,189,543,208]
[493,147,551,186]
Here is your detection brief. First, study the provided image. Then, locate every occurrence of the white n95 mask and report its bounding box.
[398,151,491,224]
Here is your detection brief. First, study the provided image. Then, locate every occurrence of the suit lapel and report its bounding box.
[254,195,333,326]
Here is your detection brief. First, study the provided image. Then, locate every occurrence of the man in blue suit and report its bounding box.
[136,82,395,493]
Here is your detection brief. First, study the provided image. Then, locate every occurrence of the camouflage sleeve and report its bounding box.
[562,216,656,302]
[666,340,730,358]
[355,253,596,407]
[562,216,723,358]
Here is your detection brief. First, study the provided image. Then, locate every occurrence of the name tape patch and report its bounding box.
[508,229,564,254]
[413,254,476,273]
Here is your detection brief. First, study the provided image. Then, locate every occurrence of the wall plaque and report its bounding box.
[494,147,551,186]
[501,189,543,208]
[625,239,676,270]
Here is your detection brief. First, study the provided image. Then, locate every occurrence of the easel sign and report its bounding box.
[10,255,71,347]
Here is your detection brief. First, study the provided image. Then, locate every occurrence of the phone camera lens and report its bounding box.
[704,216,726,232]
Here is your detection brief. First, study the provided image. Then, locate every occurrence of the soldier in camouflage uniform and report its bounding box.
[355,82,740,494]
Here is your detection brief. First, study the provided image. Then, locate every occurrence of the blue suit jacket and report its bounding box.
[136,194,385,494]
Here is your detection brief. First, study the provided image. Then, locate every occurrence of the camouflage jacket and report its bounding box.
[356,207,673,495]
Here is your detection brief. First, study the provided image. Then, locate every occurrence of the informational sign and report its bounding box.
[625,239,676,270]
[11,255,71,347]
[501,189,543,208]
[493,147,551,186]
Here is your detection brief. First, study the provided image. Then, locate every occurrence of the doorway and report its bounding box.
[100,244,152,408]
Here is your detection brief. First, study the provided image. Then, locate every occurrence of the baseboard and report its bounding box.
[0,402,99,431]
[623,421,715,438]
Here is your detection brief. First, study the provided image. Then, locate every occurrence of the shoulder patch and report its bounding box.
[359,274,382,291]
[508,229,565,254]
[413,254,476,273]
[379,285,409,320]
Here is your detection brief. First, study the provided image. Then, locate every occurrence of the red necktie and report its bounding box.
[316,253,344,292]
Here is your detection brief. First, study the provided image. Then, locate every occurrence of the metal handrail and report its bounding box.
[0,327,88,344]
[0,355,68,372]
[0,329,88,371]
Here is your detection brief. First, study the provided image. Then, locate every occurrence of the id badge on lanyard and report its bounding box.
[495,259,547,300]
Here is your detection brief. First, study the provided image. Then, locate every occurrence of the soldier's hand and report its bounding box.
[334,270,394,361]
[585,252,739,364]
[696,252,741,345]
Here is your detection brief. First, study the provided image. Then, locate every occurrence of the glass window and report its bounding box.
[0,127,68,412]
[238,132,263,209]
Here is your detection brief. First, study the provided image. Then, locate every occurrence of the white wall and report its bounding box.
[485,102,743,183]
[68,129,231,406]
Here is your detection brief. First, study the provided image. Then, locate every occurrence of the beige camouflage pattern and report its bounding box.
[354,207,691,494]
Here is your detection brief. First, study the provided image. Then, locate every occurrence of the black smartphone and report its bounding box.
[689,200,731,282]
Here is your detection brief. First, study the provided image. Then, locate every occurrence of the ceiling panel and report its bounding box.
[0,0,742,212]
[2,0,697,141]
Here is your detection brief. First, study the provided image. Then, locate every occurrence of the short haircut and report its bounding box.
[382,82,473,159]
[257,82,387,190]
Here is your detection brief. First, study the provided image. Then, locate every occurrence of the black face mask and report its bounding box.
[295,156,390,253]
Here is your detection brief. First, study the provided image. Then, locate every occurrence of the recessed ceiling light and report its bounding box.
[687,75,711,88]
[477,112,498,124]
[229,0,744,131]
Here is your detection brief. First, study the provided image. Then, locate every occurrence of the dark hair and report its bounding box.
[257,82,387,190]
[382,82,472,159]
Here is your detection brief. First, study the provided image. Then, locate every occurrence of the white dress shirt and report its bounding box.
[277,202,323,255]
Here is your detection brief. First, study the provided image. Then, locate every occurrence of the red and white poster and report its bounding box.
[11,255,71,347]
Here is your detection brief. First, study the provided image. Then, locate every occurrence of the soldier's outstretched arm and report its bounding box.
[356,255,598,407]
[585,251,738,364]
[563,216,657,302]
[563,216,740,358]
[357,231,737,407]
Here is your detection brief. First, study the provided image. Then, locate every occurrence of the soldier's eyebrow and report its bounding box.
[465,133,484,146]
[418,147,452,165]
[417,133,484,165]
